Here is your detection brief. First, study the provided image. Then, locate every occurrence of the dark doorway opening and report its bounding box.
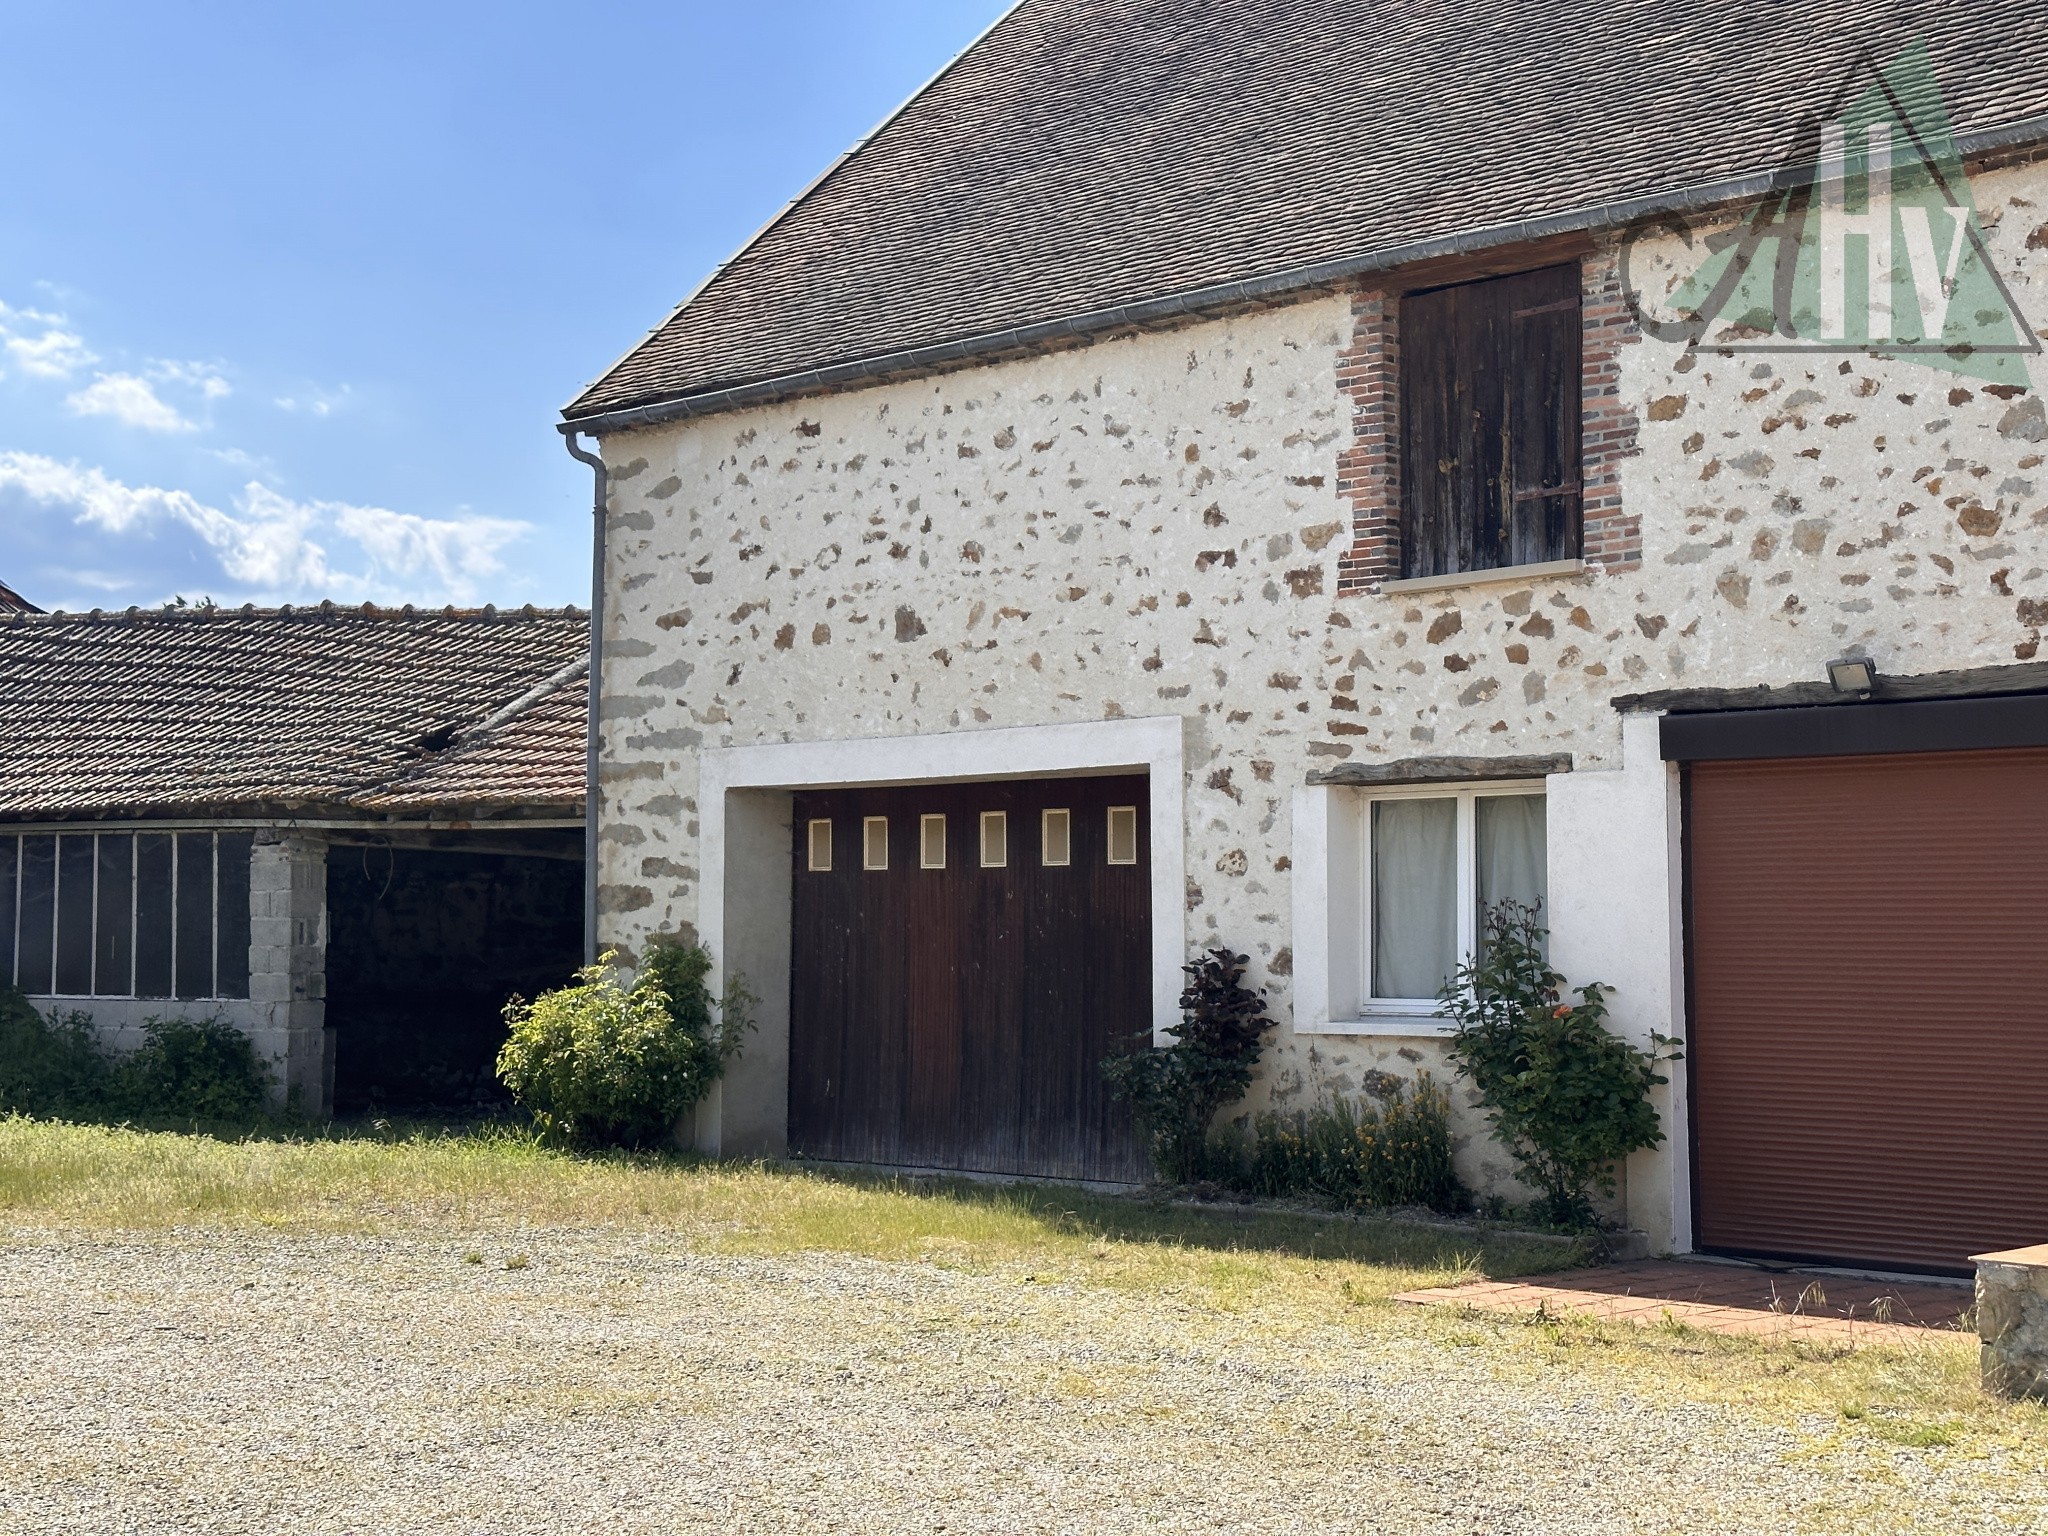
[326,836,582,1115]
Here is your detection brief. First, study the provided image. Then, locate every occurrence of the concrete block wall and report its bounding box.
[248,832,330,1113]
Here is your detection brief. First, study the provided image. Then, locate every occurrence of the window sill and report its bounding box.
[1299,1011,1458,1040]
[1381,558,1585,597]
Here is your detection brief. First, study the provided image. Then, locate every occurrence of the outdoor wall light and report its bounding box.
[1825,656,1878,696]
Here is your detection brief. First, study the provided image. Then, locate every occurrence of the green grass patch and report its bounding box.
[0,1115,1569,1308]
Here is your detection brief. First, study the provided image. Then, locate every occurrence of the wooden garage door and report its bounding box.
[1688,748,2048,1273]
[788,775,1151,1183]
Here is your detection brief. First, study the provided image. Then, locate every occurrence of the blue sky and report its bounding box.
[0,0,1011,613]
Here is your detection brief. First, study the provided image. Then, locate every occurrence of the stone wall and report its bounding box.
[592,155,2048,1212]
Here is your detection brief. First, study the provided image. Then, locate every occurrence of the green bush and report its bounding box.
[1103,947,1274,1184]
[1440,902,1681,1227]
[0,987,273,1123]
[496,937,756,1148]
[117,1016,271,1121]
[0,989,116,1117]
[1230,1073,1465,1213]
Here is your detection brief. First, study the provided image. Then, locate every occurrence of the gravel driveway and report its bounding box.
[0,1227,2033,1535]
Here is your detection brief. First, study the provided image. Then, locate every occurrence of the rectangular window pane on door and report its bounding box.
[1476,794,1547,948]
[215,832,253,1000]
[174,832,215,1000]
[1041,808,1071,867]
[16,836,53,994]
[919,814,946,869]
[1106,806,1138,865]
[862,816,889,871]
[135,834,174,999]
[95,834,135,998]
[0,836,16,988]
[979,811,1007,868]
[54,835,95,996]
[1371,798,1458,1000]
[806,819,832,873]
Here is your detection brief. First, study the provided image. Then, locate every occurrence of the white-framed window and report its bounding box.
[919,814,947,869]
[861,816,889,871]
[1359,783,1547,1014]
[1040,808,1071,867]
[806,819,832,872]
[979,811,1007,868]
[1106,805,1139,865]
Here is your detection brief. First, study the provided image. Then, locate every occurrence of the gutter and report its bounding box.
[562,430,607,964]
[558,109,2048,439]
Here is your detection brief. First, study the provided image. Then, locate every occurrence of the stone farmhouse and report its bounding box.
[561,0,2048,1273]
[0,604,589,1115]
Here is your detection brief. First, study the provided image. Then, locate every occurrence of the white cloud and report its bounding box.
[0,450,226,534]
[1,301,229,408]
[7,327,96,379]
[0,300,96,379]
[331,502,528,597]
[0,451,531,605]
[54,568,141,594]
[150,358,231,400]
[67,372,197,433]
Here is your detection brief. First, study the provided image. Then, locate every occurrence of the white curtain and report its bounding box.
[1476,794,1547,944]
[1372,798,1457,999]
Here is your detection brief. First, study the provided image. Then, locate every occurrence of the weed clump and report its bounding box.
[1223,1073,1465,1214]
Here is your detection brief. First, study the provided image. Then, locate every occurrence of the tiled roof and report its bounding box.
[565,0,2048,424]
[0,581,39,615]
[348,664,588,813]
[0,604,589,820]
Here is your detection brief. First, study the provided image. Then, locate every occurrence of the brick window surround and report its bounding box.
[1335,246,1642,595]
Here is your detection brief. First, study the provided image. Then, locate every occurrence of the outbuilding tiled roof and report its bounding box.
[0,605,589,821]
[0,580,39,615]
[348,664,588,813]
[565,0,2048,425]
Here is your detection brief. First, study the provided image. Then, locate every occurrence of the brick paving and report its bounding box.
[1394,1259,1973,1345]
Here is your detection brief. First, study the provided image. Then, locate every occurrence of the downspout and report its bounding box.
[562,429,606,964]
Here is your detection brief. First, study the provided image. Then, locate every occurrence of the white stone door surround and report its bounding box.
[693,714,1187,1157]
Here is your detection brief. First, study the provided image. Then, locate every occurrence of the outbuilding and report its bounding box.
[0,602,590,1115]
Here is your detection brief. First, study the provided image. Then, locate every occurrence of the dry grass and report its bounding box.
[2,1113,2043,1463]
[0,1114,1563,1305]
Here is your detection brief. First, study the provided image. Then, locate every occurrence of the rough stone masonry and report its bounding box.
[589,154,2048,1206]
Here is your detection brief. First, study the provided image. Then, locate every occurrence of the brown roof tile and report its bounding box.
[0,604,589,820]
[565,0,2048,424]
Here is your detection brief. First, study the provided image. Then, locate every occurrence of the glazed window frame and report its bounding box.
[1356,783,1548,1017]
[979,811,1007,869]
[0,829,253,1001]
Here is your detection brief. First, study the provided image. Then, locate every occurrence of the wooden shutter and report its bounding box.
[1400,265,1582,579]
